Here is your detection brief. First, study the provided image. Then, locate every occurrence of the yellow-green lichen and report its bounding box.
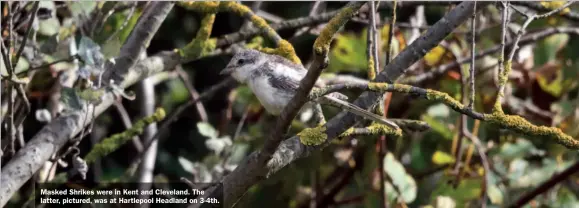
[493,61,512,113]
[259,47,277,55]
[493,91,504,114]
[368,56,376,80]
[220,1,251,16]
[196,14,216,40]
[486,112,579,149]
[260,40,302,65]
[499,61,512,86]
[313,2,364,55]
[276,40,301,64]
[367,82,413,94]
[220,1,277,40]
[246,36,265,49]
[339,122,402,138]
[298,126,328,146]
[425,89,465,111]
[178,1,220,14]
[178,13,217,60]
[83,108,166,163]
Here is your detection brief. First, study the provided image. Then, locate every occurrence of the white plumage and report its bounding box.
[220,49,399,129]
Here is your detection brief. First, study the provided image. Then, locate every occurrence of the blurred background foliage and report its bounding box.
[2,1,579,208]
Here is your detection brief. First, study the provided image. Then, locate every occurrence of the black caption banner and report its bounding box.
[35,182,222,208]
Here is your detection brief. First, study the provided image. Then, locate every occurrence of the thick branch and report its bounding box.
[103,2,174,84]
[0,3,177,203]
[208,3,365,207]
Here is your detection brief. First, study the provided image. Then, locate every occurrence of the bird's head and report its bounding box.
[220,49,266,83]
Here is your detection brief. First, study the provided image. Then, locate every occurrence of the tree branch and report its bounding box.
[200,2,488,207]
[510,160,579,208]
[0,2,177,204]
[103,2,174,84]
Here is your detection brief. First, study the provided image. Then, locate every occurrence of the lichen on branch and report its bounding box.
[312,81,579,149]
[298,125,327,146]
[83,108,166,163]
[339,122,403,138]
[177,1,301,64]
[313,2,364,56]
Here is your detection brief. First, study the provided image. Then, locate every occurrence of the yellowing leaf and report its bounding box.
[537,70,564,97]
[424,46,446,66]
[432,151,456,165]
[541,1,571,15]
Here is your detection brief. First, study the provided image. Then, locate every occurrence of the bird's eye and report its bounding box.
[237,59,245,65]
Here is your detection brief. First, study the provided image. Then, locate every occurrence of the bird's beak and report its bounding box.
[220,66,234,75]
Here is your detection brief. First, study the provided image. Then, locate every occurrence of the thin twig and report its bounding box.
[464,129,490,208]
[380,1,396,207]
[495,1,509,113]
[113,102,144,153]
[233,106,250,142]
[12,1,39,70]
[105,2,137,44]
[384,1,397,68]
[512,1,579,22]
[177,67,208,122]
[536,1,576,19]
[510,161,579,208]
[403,27,579,84]
[497,1,575,113]
[468,2,476,109]
[136,78,236,167]
[366,1,379,80]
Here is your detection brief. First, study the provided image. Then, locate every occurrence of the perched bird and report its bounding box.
[220,49,398,129]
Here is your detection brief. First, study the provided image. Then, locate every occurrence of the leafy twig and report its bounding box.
[403,27,579,84]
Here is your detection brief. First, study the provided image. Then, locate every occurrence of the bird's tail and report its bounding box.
[318,96,399,129]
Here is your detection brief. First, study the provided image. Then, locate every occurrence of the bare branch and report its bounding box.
[468,2,476,109]
[103,2,174,84]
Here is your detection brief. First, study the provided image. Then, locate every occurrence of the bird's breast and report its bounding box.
[248,76,293,115]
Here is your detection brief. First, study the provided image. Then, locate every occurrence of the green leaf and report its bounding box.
[534,33,569,66]
[487,184,504,205]
[432,151,456,165]
[427,103,450,118]
[101,36,122,58]
[197,122,218,138]
[383,152,417,203]
[434,196,456,208]
[422,115,454,140]
[78,36,105,69]
[431,176,482,206]
[60,87,84,110]
[497,139,539,160]
[67,1,97,19]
